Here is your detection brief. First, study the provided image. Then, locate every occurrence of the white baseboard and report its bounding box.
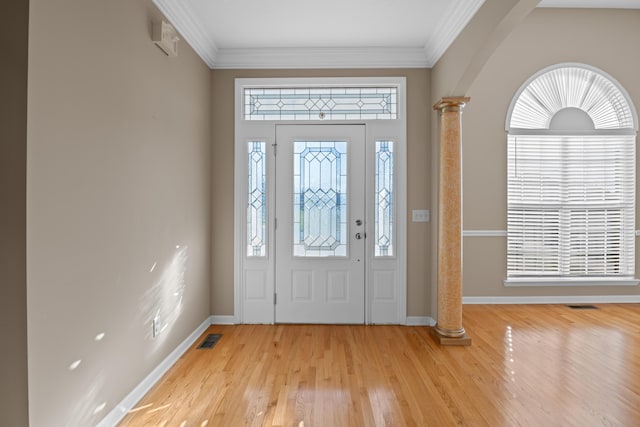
[405,316,436,326]
[463,295,640,304]
[210,315,238,324]
[97,317,212,427]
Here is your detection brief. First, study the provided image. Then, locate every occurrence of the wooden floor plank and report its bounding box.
[119,304,640,426]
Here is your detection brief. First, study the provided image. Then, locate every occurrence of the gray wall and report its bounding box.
[462,8,640,298]
[27,1,212,425]
[0,0,30,425]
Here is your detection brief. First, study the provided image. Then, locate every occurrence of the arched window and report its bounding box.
[506,63,638,283]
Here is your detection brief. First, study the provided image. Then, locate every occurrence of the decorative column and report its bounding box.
[431,97,472,346]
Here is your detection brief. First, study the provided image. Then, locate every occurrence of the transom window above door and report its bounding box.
[243,86,398,121]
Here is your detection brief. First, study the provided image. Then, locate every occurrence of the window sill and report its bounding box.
[504,277,640,287]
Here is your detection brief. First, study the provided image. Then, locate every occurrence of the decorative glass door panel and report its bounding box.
[293,141,348,257]
[276,125,365,324]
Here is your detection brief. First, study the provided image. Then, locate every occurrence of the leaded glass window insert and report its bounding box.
[293,141,348,257]
[244,87,397,121]
[247,141,267,257]
[375,141,394,256]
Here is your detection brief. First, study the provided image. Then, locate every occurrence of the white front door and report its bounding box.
[275,125,366,323]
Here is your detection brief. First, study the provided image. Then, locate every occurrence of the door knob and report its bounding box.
[355,232,362,240]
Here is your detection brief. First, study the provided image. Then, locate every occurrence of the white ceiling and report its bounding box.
[153,0,485,68]
[152,0,640,69]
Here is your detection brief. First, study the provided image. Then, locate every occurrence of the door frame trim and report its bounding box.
[233,77,407,324]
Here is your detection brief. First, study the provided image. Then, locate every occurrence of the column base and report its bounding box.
[430,326,472,346]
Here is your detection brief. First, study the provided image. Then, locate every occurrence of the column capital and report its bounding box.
[433,97,470,113]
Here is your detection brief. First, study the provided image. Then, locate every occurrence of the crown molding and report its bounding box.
[424,0,486,67]
[152,0,218,67]
[212,47,429,69]
[153,0,485,69]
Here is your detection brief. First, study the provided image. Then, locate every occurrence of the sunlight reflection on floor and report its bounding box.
[501,317,629,426]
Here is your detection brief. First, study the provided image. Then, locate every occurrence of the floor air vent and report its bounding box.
[197,333,222,349]
[567,305,599,310]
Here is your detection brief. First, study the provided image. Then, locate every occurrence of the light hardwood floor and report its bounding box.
[119,304,640,426]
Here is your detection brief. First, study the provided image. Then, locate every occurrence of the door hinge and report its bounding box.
[272,143,277,156]
[274,218,277,230]
[274,293,277,304]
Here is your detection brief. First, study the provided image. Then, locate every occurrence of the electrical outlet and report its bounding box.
[152,316,160,338]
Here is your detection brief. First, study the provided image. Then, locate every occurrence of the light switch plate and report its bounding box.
[412,210,430,222]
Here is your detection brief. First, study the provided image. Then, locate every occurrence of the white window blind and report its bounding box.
[506,64,638,280]
[507,134,635,277]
